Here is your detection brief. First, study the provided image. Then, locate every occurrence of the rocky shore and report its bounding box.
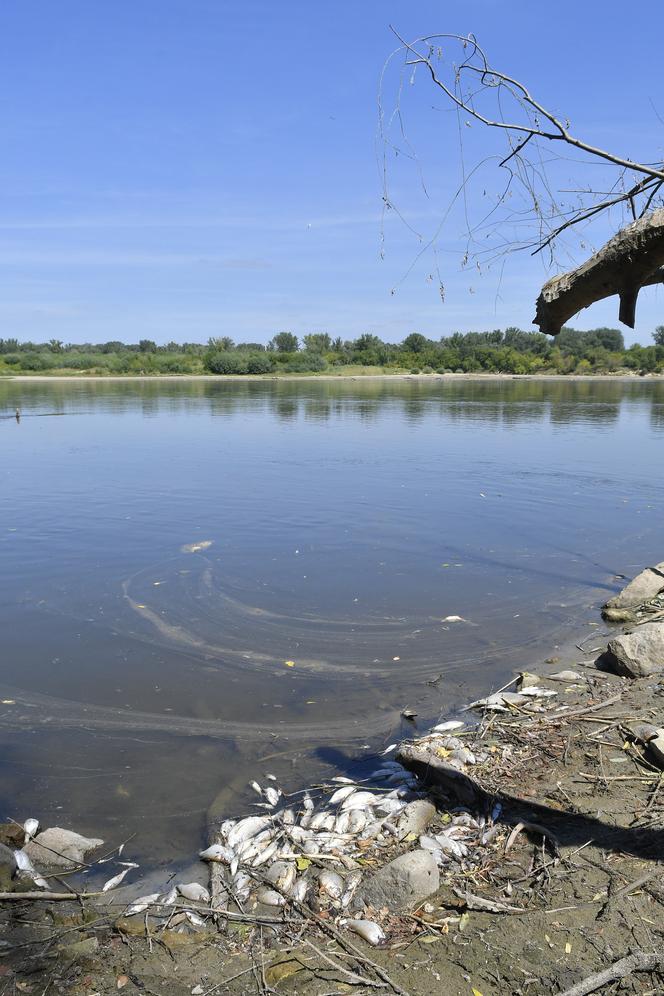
[2,561,664,995]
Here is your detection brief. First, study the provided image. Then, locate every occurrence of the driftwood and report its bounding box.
[557,950,663,996]
[534,210,664,334]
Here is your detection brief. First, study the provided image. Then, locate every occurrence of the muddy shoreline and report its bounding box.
[3,567,664,995]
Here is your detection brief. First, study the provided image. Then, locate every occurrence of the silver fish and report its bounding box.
[13,849,48,889]
[255,886,285,907]
[227,816,271,849]
[23,818,39,843]
[199,843,234,864]
[341,791,378,812]
[329,785,357,805]
[341,918,385,945]
[266,861,296,892]
[318,869,344,899]
[126,893,160,916]
[102,867,133,892]
[178,882,210,903]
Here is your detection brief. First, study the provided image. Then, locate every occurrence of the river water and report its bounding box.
[1,376,662,870]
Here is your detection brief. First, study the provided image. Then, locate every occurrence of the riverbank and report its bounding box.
[4,370,664,383]
[3,564,664,994]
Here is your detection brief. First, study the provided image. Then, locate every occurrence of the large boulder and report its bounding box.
[601,621,664,678]
[353,849,439,912]
[602,563,664,622]
[24,827,104,870]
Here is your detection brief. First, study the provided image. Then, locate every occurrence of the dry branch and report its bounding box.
[534,210,664,333]
[556,950,663,996]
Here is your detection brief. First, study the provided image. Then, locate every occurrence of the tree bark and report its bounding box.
[534,210,664,334]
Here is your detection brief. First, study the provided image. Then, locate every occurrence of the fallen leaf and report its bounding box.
[116,976,129,990]
[284,660,296,668]
[296,857,311,871]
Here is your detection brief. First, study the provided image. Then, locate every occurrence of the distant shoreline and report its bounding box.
[3,371,663,383]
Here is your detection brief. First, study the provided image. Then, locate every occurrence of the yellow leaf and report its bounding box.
[296,857,311,871]
[436,747,451,759]
[472,989,484,996]
[458,912,470,932]
[404,832,418,842]
[284,660,296,667]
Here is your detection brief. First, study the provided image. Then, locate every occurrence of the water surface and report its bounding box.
[1,376,662,869]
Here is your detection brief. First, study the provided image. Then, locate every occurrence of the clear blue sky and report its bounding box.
[0,0,662,345]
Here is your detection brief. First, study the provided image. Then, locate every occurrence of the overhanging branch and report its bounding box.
[533,210,664,333]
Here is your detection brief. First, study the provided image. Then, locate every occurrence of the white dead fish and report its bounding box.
[432,720,465,733]
[161,885,179,906]
[178,882,210,903]
[290,877,309,902]
[341,791,378,812]
[23,818,39,843]
[549,670,584,682]
[281,808,296,825]
[199,843,234,864]
[265,786,281,807]
[329,785,357,805]
[126,893,160,916]
[318,869,344,899]
[419,834,442,852]
[266,773,277,781]
[303,838,320,855]
[266,861,296,892]
[348,810,368,833]
[334,811,351,835]
[13,849,48,889]
[434,833,468,859]
[469,691,530,712]
[518,686,557,698]
[341,918,385,945]
[331,776,355,784]
[102,867,133,892]
[232,873,252,902]
[310,812,335,831]
[379,744,397,755]
[251,838,280,868]
[442,615,466,623]
[302,792,314,812]
[255,886,286,907]
[227,816,271,849]
[180,540,213,554]
[185,910,206,926]
[249,781,263,795]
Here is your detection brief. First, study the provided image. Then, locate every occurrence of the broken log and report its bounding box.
[534,209,664,334]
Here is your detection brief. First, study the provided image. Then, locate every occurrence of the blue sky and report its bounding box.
[0,0,662,345]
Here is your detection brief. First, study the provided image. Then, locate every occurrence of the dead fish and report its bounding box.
[178,882,210,903]
[334,811,351,834]
[180,540,213,554]
[329,785,357,805]
[185,910,206,926]
[434,834,468,859]
[232,872,252,902]
[255,886,285,907]
[226,816,271,849]
[249,781,263,795]
[548,670,584,681]
[341,918,385,945]
[251,838,280,868]
[265,786,281,807]
[126,893,160,916]
[266,861,296,892]
[318,869,344,899]
[379,744,397,755]
[432,720,465,733]
[331,776,355,785]
[442,615,466,623]
[310,812,335,831]
[375,798,406,816]
[302,792,314,812]
[288,825,311,843]
[341,791,378,812]
[281,808,296,825]
[348,810,367,833]
[303,838,320,855]
[23,818,39,843]
[13,849,48,889]
[161,885,179,905]
[199,843,234,864]
[290,877,308,902]
[102,867,133,892]
[266,773,277,781]
[401,707,417,719]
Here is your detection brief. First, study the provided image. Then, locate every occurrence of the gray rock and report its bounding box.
[354,849,439,912]
[602,621,664,678]
[602,563,664,622]
[0,842,17,874]
[397,799,436,839]
[24,827,104,870]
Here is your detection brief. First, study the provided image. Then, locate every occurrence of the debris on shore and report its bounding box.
[3,563,664,994]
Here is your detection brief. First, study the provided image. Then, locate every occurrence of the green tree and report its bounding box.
[208,336,234,351]
[303,333,331,352]
[139,339,157,353]
[654,326,664,346]
[402,332,428,353]
[270,332,299,353]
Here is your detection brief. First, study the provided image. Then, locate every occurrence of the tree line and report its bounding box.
[1,326,663,376]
